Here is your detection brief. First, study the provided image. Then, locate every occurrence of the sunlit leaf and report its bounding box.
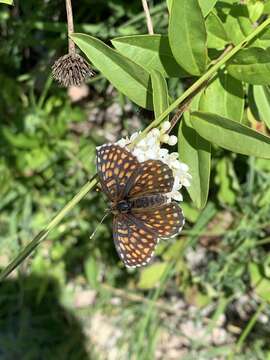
[150,70,169,122]
[179,114,211,209]
[199,71,244,122]
[0,0,13,4]
[227,47,270,85]
[138,262,168,289]
[168,0,208,76]
[191,111,270,158]
[253,85,270,129]
[111,35,186,78]
[71,33,153,109]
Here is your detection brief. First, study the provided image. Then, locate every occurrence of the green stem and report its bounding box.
[1,16,270,281]
[0,175,98,281]
[228,301,267,360]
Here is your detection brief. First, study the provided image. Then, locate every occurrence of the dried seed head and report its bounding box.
[52,53,95,87]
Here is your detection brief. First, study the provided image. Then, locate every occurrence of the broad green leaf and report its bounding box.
[199,71,244,122]
[191,111,270,158]
[111,35,186,78]
[249,263,270,302]
[253,85,270,130]
[199,0,218,16]
[0,0,13,4]
[169,0,208,76]
[71,33,153,109]
[227,47,270,85]
[138,262,168,289]
[224,4,253,45]
[264,0,270,14]
[168,0,217,16]
[206,11,228,49]
[247,1,264,22]
[179,114,211,209]
[150,70,169,122]
[166,0,172,11]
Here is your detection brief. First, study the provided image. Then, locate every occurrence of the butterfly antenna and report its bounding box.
[89,210,110,240]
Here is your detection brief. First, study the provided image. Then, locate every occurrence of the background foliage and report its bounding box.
[1,0,270,359]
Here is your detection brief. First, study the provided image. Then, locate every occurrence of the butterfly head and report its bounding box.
[110,199,131,215]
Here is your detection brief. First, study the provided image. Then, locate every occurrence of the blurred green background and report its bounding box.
[1,1,270,359]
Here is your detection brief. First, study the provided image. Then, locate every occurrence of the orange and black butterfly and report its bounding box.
[96,144,185,268]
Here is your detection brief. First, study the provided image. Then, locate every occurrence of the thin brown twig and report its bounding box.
[141,0,154,34]
[166,79,210,135]
[66,0,75,54]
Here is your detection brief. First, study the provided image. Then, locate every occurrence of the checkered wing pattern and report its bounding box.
[97,144,185,268]
[129,160,174,197]
[96,144,139,201]
[113,214,158,268]
[132,202,185,239]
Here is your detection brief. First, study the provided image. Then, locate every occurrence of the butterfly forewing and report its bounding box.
[113,214,158,267]
[132,202,185,239]
[129,160,174,197]
[96,144,139,201]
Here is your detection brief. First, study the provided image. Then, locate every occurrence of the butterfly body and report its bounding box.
[96,144,185,268]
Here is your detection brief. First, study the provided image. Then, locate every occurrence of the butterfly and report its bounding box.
[96,144,185,268]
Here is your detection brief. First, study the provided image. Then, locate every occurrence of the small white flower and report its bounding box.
[160,133,170,144]
[116,122,192,202]
[161,121,171,132]
[168,135,178,146]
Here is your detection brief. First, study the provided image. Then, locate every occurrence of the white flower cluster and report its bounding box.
[117,121,192,201]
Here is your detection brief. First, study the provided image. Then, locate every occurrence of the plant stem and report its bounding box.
[1,16,270,281]
[66,0,76,54]
[141,0,154,34]
[228,301,267,360]
[0,175,98,281]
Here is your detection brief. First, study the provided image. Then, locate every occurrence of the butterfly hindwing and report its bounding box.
[113,214,158,268]
[132,202,185,239]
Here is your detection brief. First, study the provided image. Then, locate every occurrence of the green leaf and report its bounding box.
[84,256,99,289]
[223,4,253,45]
[199,0,218,16]
[227,47,270,85]
[264,0,270,14]
[206,11,228,49]
[150,70,169,122]
[253,85,270,129]
[169,0,208,76]
[0,0,13,4]
[248,1,264,22]
[166,0,172,11]
[168,0,217,16]
[249,263,270,302]
[71,33,153,109]
[191,111,270,158]
[215,158,236,205]
[179,114,211,209]
[111,35,187,78]
[138,262,168,289]
[199,71,244,122]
